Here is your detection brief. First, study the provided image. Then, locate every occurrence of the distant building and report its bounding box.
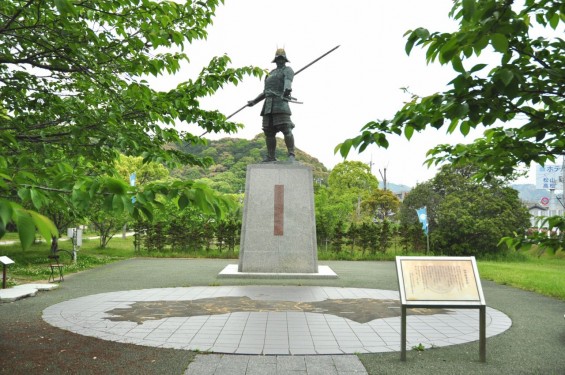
[527,203,549,228]
[395,191,409,202]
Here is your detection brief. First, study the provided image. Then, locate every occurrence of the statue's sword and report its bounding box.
[226,45,340,120]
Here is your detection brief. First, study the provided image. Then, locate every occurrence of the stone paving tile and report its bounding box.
[183,355,368,375]
[43,286,512,356]
[235,346,263,355]
[277,355,306,371]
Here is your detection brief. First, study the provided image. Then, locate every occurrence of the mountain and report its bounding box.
[172,134,416,195]
[171,134,329,194]
[511,183,553,204]
[381,182,551,202]
[380,182,411,193]
[377,183,555,204]
[170,137,560,208]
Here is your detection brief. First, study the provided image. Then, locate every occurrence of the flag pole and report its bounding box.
[426,231,430,255]
[416,206,429,255]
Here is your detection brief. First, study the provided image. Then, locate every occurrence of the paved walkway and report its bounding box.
[2,259,564,374]
[184,354,368,375]
[42,285,511,374]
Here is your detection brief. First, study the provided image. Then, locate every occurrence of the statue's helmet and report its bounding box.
[272,48,290,63]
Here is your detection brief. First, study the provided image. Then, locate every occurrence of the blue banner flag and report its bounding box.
[130,172,136,203]
[416,207,428,235]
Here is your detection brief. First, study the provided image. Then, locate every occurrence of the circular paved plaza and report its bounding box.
[43,285,511,355]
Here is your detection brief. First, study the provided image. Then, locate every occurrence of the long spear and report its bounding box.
[226,45,340,120]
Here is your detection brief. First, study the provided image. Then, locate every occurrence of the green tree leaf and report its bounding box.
[0,200,13,229]
[451,56,465,73]
[490,33,509,53]
[460,121,471,136]
[404,125,415,140]
[103,178,128,195]
[178,193,189,209]
[337,140,353,158]
[462,0,476,21]
[548,13,559,29]
[29,211,58,246]
[498,68,514,86]
[54,0,77,16]
[469,63,488,73]
[16,210,35,250]
[30,188,44,210]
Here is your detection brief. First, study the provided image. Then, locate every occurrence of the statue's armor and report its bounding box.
[249,49,296,162]
[260,66,294,116]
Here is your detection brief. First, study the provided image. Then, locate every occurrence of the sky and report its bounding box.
[150,0,535,187]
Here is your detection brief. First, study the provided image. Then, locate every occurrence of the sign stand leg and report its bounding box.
[401,305,407,361]
[2,264,6,289]
[479,305,486,362]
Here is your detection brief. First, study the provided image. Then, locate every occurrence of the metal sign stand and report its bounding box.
[0,256,15,289]
[396,256,487,362]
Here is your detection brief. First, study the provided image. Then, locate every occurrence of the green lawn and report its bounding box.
[0,235,135,286]
[478,258,565,300]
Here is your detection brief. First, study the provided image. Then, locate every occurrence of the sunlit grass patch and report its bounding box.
[478,258,565,300]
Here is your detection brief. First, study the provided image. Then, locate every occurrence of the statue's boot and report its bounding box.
[263,135,277,162]
[285,133,296,162]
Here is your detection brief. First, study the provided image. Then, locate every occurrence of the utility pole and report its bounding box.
[561,155,565,214]
[379,168,387,191]
[550,156,565,212]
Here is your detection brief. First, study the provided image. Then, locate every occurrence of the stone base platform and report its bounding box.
[218,264,338,279]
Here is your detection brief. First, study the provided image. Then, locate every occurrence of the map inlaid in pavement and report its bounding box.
[43,286,512,355]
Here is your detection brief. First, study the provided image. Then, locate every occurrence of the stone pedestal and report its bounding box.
[238,164,318,273]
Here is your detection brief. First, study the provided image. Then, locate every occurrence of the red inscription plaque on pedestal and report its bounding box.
[274,184,284,236]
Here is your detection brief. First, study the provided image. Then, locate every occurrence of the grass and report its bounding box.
[478,256,565,300]
[0,235,135,286]
[1,233,564,301]
[141,248,238,259]
[0,234,239,286]
[0,232,20,241]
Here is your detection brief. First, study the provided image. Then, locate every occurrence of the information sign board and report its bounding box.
[397,256,484,305]
[395,256,486,362]
[1,256,14,289]
[0,256,14,265]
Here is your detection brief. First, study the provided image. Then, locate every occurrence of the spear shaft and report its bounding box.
[294,44,340,75]
[226,45,340,120]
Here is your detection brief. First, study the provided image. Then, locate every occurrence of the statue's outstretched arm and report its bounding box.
[248,92,266,107]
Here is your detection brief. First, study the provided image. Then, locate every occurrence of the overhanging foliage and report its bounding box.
[0,0,263,248]
[336,0,564,252]
[337,0,564,180]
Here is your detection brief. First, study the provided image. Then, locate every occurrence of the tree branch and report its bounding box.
[0,0,35,32]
